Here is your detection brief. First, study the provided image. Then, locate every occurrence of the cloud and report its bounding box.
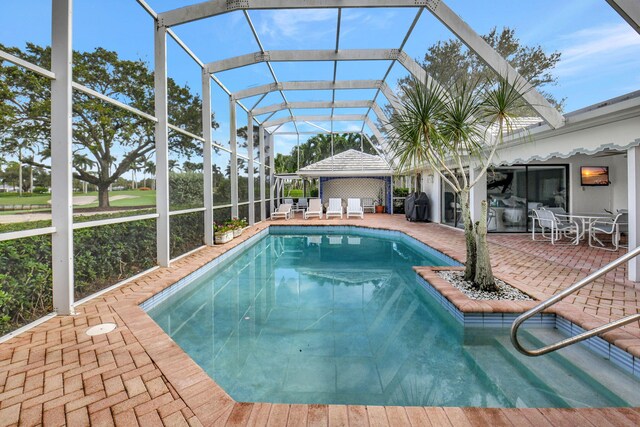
[271,134,299,155]
[554,23,640,77]
[258,9,336,42]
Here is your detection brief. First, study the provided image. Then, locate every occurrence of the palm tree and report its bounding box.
[388,76,528,291]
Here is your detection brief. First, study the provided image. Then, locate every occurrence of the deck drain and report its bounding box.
[86,323,117,336]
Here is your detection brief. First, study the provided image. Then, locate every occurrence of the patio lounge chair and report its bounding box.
[362,198,375,213]
[271,203,292,220]
[284,198,294,207]
[589,212,627,251]
[346,198,364,219]
[304,198,323,219]
[531,209,579,245]
[296,198,308,212]
[326,198,343,219]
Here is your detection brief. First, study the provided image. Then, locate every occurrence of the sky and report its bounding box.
[1,0,639,158]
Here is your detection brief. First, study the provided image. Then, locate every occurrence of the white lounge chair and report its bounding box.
[271,203,292,220]
[346,198,364,219]
[304,198,323,219]
[326,198,343,219]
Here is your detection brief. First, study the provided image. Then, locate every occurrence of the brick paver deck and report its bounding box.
[1,214,639,426]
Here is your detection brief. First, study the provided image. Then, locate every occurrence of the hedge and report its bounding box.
[0,209,205,336]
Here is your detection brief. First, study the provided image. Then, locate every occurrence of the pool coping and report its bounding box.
[92,221,640,424]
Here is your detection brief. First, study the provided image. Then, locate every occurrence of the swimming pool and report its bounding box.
[146,227,640,407]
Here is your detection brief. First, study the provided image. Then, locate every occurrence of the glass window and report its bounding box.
[487,167,528,232]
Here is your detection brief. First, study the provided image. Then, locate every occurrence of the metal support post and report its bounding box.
[259,125,266,221]
[247,113,255,225]
[154,21,170,267]
[230,97,238,218]
[51,0,74,315]
[268,133,275,214]
[628,145,640,281]
[202,72,213,245]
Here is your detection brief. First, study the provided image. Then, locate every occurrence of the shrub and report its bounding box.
[0,235,52,335]
[394,187,410,198]
[170,211,204,258]
[0,208,205,335]
[169,172,203,210]
[33,187,49,194]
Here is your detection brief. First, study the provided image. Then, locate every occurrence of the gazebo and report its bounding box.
[297,149,394,213]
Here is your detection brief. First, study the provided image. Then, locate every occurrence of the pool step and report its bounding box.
[462,336,566,408]
[492,331,630,408]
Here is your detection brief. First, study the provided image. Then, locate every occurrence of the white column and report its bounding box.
[229,98,238,218]
[259,125,266,221]
[154,21,170,267]
[628,146,640,281]
[268,133,275,214]
[51,0,74,315]
[469,168,487,223]
[247,113,255,225]
[430,173,442,223]
[390,177,395,215]
[202,72,213,245]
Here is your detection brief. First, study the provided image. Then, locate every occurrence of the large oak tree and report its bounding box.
[0,43,216,207]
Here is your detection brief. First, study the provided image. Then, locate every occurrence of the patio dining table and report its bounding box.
[555,212,615,241]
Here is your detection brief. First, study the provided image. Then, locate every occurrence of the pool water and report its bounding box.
[148,230,640,407]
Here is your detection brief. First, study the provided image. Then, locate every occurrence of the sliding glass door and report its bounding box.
[485,165,568,233]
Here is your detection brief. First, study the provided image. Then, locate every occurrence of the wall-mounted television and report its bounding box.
[580,166,610,186]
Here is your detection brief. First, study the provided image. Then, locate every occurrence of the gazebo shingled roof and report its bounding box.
[296,149,394,178]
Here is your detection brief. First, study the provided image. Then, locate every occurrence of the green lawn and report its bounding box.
[0,189,156,208]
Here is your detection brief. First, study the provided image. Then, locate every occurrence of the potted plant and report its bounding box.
[375,188,385,213]
[227,217,248,238]
[214,222,233,244]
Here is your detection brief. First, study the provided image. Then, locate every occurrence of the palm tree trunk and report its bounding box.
[474,200,497,292]
[461,188,476,281]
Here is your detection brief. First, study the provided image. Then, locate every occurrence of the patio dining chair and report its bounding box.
[326,198,343,219]
[346,198,364,219]
[270,203,292,220]
[531,209,579,245]
[362,198,375,213]
[304,198,323,219]
[589,212,627,251]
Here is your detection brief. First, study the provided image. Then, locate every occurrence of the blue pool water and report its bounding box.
[148,229,640,407]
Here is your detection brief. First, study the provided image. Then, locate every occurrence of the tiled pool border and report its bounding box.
[416,274,640,379]
[139,224,640,380]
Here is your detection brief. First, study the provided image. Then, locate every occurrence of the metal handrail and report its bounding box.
[511,244,640,356]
